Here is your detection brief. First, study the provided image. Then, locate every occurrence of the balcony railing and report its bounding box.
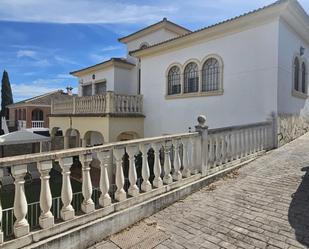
[51,92,143,115]
[0,115,276,248]
[32,121,44,128]
[17,120,26,130]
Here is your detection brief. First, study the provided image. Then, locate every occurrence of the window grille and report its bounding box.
[82,84,92,96]
[301,62,307,94]
[294,57,300,91]
[202,58,220,92]
[95,82,106,95]
[167,66,181,95]
[184,62,199,93]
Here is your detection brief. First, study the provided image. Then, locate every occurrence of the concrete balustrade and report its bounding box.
[0,116,275,248]
[51,92,143,115]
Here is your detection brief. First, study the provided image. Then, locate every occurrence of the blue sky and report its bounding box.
[0,0,308,102]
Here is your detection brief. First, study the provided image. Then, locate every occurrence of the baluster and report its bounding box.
[260,127,263,151]
[37,160,54,229]
[253,128,256,153]
[97,151,112,207]
[127,146,139,196]
[58,157,75,221]
[12,164,29,237]
[0,169,3,243]
[172,139,182,181]
[163,142,173,184]
[244,129,248,156]
[114,148,126,201]
[233,131,238,160]
[224,133,229,163]
[139,144,152,192]
[190,136,198,174]
[80,154,95,213]
[208,135,214,169]
[181,137,191,177]
[261,127,265,151]
[152,142,163,188]
[215,134,220,166]
[220,134,225,165]
[250,129,254,154]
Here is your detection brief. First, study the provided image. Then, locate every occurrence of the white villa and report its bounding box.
[50,0,309,147]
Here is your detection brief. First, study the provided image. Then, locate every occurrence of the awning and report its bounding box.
[0,130,50,146]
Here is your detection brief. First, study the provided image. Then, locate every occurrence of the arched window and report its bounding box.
[301,62,307,94]
[184,62,199,93]
[202,58,220,92]
[32,109,43,121]
[167,66,181,95]
[294,57,300,91]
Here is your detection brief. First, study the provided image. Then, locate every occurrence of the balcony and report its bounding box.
[51,92,143,116]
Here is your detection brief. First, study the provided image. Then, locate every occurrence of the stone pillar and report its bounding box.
[127,146,139,197]
[195,115,208,176]
[139,144,152,192]
[11,164,29,238]
[80,154,95,213]
[172,139,182,181]
[37,160,54,229]
[58,157,75,221]
[163,143,173,184]
[152,142,163,188]
[97,151,112,207]
[114,148,126,202]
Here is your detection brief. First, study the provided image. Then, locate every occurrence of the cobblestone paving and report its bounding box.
[91,134,309,249]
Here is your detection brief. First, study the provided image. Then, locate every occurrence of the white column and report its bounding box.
[139,144,152,192]
[37,160,54,229]
[181,137,191,178]
[127,146,139,197]
[163,142,173,184]
[0,169,3,243]
[80,154,95,213]
[172,139,182,181]
[114,148,126,202]
[97,151,112,207]
[58,157,74,221]
[152,142,163,188]
[11,164,29,238]
[195,115,209,176]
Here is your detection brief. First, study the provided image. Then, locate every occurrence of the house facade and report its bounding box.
[50,0,309,147]
[8,90,70,135]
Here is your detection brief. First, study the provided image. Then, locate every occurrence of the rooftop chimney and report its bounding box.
[66,86,73,96]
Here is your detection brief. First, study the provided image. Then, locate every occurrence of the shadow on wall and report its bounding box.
[288,166,309,247]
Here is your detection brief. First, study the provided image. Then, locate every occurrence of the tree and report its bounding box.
[1,70,13,119]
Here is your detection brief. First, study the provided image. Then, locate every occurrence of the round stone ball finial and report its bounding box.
[197,115,206,126]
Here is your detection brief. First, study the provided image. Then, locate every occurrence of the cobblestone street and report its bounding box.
[91,133,309,249]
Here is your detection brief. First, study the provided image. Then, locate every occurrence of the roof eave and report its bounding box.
[130,1,289,58]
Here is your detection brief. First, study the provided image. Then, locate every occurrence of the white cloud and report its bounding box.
[0,0,175,24]
[11,83,58,101]
[100,45,123,52]
[16,49,37,59]
[56,74,74,79]
[54,55,80,66]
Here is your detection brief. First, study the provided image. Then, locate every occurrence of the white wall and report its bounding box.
[277,18,309,115]
[126,29,180,52]
[114,67,138,95]
[78,68,115,96]
[141,21,279,137]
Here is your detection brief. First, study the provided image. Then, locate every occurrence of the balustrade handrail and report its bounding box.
[0,115,276,246]
[51,92,143,115]
[0,132,199,167]
[208,121,272,134]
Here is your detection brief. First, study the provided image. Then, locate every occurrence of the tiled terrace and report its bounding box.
[92,133,309,249]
